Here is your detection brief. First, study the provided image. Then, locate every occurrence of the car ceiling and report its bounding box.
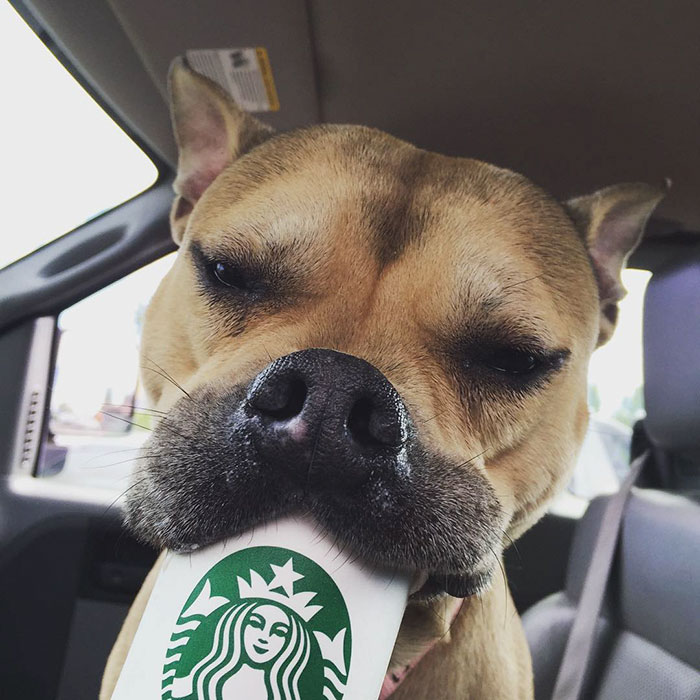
[17,0,700,235]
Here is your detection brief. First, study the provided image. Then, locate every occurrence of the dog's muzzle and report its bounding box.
[243,349,410,494]
[126,348,503,599]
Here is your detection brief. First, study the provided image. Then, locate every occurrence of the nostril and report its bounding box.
[347,396,402,449]
[272,378,307,419]
[347,396,376,447]
[251,376,308,420]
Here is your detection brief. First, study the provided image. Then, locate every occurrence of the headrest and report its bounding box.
[566,489,700,671]
[643,253,700,450]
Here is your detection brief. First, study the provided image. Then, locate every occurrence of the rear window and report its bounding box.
[555,268,651,514]
[0,1,158,270]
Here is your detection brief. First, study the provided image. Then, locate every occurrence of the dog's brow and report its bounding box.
[453,290,560,349]
[447,266,565,343]
[190,236,309,270]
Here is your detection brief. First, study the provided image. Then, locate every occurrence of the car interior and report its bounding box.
[0,1,698,698]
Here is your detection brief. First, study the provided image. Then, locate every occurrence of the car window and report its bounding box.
[0,1,158,270]
[554,268,651,514]
[39,254,176,492]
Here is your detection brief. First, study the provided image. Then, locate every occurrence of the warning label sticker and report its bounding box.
[185,47,280,112]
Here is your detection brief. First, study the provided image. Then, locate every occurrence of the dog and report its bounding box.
[100,57,664,699]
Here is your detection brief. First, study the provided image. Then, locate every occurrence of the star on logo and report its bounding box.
[268,557,304,597]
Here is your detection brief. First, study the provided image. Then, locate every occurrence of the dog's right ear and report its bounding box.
[565,181,667,346]
[168,57,275,244]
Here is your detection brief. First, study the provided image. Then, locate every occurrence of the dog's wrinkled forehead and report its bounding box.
[187,125,598,342]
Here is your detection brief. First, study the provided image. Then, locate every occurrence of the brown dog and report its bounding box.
[100,58,664,699]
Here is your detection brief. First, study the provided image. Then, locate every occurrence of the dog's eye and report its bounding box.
[484,347,540,375]
[211,261,250,291]
[458,337,569,393]
[191,245,270,302]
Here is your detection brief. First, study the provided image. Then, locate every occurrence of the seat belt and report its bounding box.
[551,450,648,700]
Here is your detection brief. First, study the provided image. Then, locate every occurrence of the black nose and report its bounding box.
[244,349,409,491]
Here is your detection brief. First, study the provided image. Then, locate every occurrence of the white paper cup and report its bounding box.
[110,517,411,700]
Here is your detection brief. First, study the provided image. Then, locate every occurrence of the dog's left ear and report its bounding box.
[565,181,668,346]
[168,57,275,244]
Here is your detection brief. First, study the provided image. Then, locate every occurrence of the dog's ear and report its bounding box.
[168,57,275,244]
[564,181,667,346]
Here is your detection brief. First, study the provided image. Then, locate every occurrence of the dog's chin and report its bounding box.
[126,487,502,602]
[128,499,496,602]
[126,474,502,602]
[410,569,494,601]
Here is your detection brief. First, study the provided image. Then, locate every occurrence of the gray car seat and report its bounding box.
[522,253,700,700]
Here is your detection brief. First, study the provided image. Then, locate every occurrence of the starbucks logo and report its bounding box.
[161,546,352,699]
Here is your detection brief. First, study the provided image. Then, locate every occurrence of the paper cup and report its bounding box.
[110,517,411,700]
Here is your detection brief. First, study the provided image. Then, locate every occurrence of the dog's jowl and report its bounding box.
[102,58,664,700]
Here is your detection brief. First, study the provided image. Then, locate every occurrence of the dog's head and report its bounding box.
[127,59,664,599]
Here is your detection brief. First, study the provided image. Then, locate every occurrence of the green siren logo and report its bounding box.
[162,546,351,700]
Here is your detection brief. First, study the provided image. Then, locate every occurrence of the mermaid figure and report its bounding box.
[166,557,347,700]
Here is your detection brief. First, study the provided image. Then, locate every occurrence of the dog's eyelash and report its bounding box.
[190,244,266,296]
[466,345,570,397]
[209,260,256,291]
[450,331,570,395]
[477,345,569,374]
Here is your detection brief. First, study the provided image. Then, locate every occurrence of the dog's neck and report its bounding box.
[384,581,533,699]
[382,596,463,698]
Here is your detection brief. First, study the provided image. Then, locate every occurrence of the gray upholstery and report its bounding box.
[619,491,700,668]
[24,0,700,232]
[595,633,700,700]
[643,255,700,451]
[522,490,700,700]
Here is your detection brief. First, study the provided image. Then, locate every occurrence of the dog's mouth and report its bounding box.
[126,351,504,600]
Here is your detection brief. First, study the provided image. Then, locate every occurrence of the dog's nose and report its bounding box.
[244,349,409,490]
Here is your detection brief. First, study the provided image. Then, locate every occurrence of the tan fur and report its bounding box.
[101,61,663,699]
[392,587,533,699]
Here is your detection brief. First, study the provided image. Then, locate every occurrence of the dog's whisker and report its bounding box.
[433,588,463,644]
[142,356,191,394]
[500,528,522,564]
[99,411,152,432]
[79,453,164,470]
[102,402,168,415]
[156,422,191,442]
[423,599,447,626]
[79,447,149,464]
[260,342,274,364]
[127,412,192,442]
[488,545,510,628]
[141,356,193,400]
[501,273,546,293]
[451,448,489,471]
[98,410,189,446]
[416,410,449,425]
[100,475,151,518]
[140,365,192,400]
